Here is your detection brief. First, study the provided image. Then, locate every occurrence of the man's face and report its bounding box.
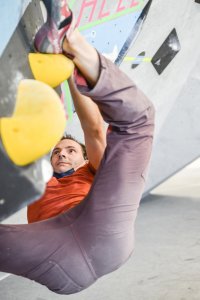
[51,139,85,173]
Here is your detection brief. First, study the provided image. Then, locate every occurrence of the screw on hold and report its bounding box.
[0,199,5,205]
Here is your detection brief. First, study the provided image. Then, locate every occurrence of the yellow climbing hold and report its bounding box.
[1,79,66,166]
[29,53,74,88]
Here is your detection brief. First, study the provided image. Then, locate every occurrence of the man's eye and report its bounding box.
[53,151,59,155]
[69,149,75,153]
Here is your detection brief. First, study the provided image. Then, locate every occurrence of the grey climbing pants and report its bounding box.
[0,54,155,294]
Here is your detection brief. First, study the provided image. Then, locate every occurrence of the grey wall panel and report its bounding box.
[0,0,44,117]
[0,0,31,56]
[120,0,200,193]
[146,72,200,192]
[0,1,51,221]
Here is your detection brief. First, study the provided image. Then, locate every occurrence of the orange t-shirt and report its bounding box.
[27,163,95,223]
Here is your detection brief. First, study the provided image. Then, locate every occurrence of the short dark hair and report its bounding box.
[60,134,87,160]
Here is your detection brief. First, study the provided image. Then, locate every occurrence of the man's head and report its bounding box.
[51,134,87,174]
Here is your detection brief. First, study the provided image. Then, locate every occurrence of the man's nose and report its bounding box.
[58,150,67,158]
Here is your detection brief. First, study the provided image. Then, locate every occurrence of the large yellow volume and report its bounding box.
[0,79,66,166]
[29,53,74,88]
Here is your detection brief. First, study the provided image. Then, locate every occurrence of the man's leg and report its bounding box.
[65,50,155,276]
[0,215,97,294]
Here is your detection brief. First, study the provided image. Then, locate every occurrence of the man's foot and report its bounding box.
[34,0,74,54]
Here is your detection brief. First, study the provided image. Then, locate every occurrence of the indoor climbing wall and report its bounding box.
[69,0,200,194]
[0,0,200,222]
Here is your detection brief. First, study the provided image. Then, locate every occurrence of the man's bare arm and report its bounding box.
[63,29,107,170]
[68,76,106,170]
